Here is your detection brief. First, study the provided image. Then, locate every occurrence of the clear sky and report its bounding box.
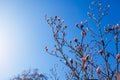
[0,0,120,80]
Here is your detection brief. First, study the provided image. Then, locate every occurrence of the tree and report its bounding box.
[12,1,120,80]
[45,1,120,80]
[11,69,47,80]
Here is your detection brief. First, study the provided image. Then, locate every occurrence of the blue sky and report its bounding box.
[0,0,120,80]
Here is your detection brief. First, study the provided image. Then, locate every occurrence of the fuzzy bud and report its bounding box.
[81,30,86,37]
[70,58,73,64]
[85,55,89,61]
[45,46,48,51]
[81,57,86,63]
[75,23,79,27]
[54,16,57,19]
[116,54,120,62]
[57,17,61,21]
[74,38,78,42]
[98,49,103,54]
[96,67,101,74]
[83,64,87,70]
[64,61,68,65]
[39,73,43,77]
[63,26,67,29]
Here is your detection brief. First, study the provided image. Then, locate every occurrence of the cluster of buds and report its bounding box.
[105,24,120,32]
[75,22,86,29]
[54,16,60,21]
[113,24,120,30]
[96,67,101,74]
[116,54,120,62]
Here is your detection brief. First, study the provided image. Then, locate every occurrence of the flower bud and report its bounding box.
[85,55,89,61]
[45,46,48,51]
[63,26,67,29]
[98,49,103,54]
[55,16,57,19]
[75,23,79,27]
[74,38,78,42]
[114,35,118,41]
[81,57,86,63]
[96,67,101,74]
[39,73,43,77]
[116,54,120,62]
[81,30,86,37]
[70,58,73,64]
[57,17,61,21]
[83,64,87,70]
[80,24,84,29]
[64,61,68,65]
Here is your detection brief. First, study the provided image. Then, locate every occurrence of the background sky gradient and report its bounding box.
[0,0,120,80]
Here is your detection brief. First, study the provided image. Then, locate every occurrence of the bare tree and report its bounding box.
[45,1,120,80]
[11,69,47,80]
[11,1,120,80]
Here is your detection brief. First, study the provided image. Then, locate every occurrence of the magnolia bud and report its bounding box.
[98,49,103,54]
[57,18,61,21]
[83,64,87,70]
[116,54,120,62]
[74,38,78,42]
[81,57,86,63]
[114,35,118,41]
[80,24,84,29]
[96,67,101,74]
[63,26,67,29]
[75,23,79,27]
[39,73,43,77]
[55,16,57,19]
[81,30,86,37]
[64,61,68,65]
[85,55,89,61]
[45,46,48,51]
[70,58,73,64]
